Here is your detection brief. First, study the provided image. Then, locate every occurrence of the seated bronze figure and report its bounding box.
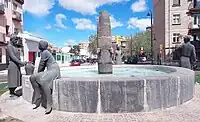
[30,40,61,114]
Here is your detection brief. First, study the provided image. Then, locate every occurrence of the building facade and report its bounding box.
[111,35,130,56]
[153,0,192,62]
[187,0,200,39]
[0,0,23,69]
[19,32,73,67]
[78,42,90,58]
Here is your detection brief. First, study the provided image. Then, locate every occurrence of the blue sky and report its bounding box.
[23,0,152,47]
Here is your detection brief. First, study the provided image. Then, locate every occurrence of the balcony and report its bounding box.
[0,33,6,46]
[188,22,200,29]
[0,3,4,14]
[188,22,200,35]
[15,0,24,5]
[188,0,200,14]
[12,10,22,22]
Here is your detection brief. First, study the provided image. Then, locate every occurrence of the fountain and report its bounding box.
[21,11,195,113]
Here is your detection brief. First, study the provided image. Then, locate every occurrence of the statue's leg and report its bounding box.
[9,87,17,97]
[30,75,42,109]
[40,81,53,114]
[40,87,47,109]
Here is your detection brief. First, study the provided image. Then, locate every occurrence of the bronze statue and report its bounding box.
[25,61,35,75]
[30,40,61,114]
[7,34,26,97]
[180,36,196,69]
[115,46,122,65]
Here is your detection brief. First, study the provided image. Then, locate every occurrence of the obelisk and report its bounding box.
[97,11,113,74]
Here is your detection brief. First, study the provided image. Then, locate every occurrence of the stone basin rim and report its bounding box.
[57,65,194,79]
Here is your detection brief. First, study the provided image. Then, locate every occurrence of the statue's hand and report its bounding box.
[22,61,28,66]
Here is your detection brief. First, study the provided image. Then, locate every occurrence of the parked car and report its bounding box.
[80,59,86,64]
[124,56,138,64]
[70,59,81,66]
[139,56,147,62]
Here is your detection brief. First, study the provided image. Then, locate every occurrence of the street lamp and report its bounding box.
[147,10,153,65]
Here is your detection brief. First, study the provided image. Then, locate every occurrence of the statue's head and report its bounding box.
[116,46,120,51]
[10,34,18,46]
[184,36,190,43]
[10,34,23,47]
[39,40,48,51]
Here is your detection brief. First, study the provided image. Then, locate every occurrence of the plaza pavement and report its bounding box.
[0,85,200,122]
[0,64,200,121]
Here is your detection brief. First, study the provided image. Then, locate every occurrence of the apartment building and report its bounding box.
[111,36,131,56]
[0,0,23,69]
[153,0,191,62]
[78,42,89,49]
[187,0,200,39]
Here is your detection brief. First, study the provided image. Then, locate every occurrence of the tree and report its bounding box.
[69,45,80,56]
[129,31,151,56]
[88,34,98,55]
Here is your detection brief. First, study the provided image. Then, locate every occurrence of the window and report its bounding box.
[173,0,180,6]
[194,0,200,8]
[4,0,8,8]
[13,3,17,10]
[57,55,61,61]
[0,48,2,63]
[173,33,180,43]
[172,14,181,25]
[37,52,40,57]
[6,25,9,35]
[194,14,200,25]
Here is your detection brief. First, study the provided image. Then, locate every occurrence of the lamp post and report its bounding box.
[147,10,153,65]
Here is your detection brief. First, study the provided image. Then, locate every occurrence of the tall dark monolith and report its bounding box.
[97,11,113,74]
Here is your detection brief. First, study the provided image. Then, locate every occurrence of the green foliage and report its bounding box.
[87,31,151,56]
[0,90,7,95]
[88,34,98,55]
[130,31,151,55]
[69,45,80,56]
[196,74,200,84]
[0,83,8,95]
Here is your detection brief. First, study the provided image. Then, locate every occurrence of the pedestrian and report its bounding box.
[180,36,196,69]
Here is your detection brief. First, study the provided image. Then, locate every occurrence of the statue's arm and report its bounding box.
[37,50,49,72]
[7,45,25,65]
[192,46,197,62]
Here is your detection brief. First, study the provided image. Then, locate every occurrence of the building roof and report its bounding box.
[19,32,44,43]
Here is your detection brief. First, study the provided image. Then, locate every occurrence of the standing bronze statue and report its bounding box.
[180,36,196,69]
[30,40,61,114]
[115,46,122,65]
[7,35,26,97]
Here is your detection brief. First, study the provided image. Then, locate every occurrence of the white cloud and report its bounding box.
[131,0,148,12]
[64,39,76,45]
[58,0,129,15]
[72,18,96,30]
[45,24,52,29]
[23,0,54,16]
[56,29,61,32]
[127,17,151,31]
[55,14,67,29]
[110,15,123,28]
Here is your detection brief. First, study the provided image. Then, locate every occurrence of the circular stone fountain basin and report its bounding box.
[22,65,195,113]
